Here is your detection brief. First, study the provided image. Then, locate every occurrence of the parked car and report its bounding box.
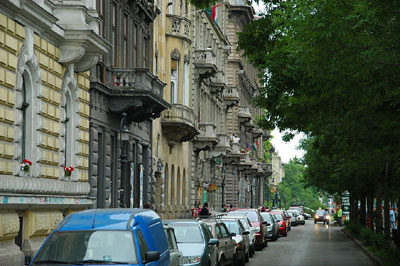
[164,226,183,266]
[203,219,236,266]
[220,218,250,266]
[271,209,291,231]
[260,212,279,241]
[163,219,218,266]
[290,209,305,225]
[227,208,268,249]
[271,213,288,237]
[29,208,170,266]
[303,213,312,220]
[221,213,256,257]
[286,210,299,226]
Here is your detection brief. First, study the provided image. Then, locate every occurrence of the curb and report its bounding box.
[341,229,384,266]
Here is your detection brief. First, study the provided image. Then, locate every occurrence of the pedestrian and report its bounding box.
[198,202,210,217]
[390,207,396,229]
[144,202,151,209]
[323,208,329,225]
[337,206,343,226]
[223,204,227,212]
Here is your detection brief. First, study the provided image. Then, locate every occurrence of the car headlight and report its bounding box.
[326,215,330,220]
[315,215,318,218]
[181,256,201,264]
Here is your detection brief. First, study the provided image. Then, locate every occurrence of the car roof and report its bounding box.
[58,208,158,231]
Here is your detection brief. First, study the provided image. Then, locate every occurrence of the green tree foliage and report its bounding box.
[189,0,218,8]
[237,0,400,205]
[278,158,323,211]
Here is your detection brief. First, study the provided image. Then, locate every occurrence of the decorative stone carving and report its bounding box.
[171,48,181,61]
[0,212,19,240]
[172,19,181,33]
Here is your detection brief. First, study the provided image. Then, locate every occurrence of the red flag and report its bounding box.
[211,4,223,21]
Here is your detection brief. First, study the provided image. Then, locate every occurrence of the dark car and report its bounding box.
[314,210,326,223]
[163,219,219,266]
[227,208,268,249]
[260,212,279,241]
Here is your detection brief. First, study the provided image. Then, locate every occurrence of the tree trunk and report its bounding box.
[367,191,374,231]
[360,194,367,227]
[375,182,383,234]
[350,193,358,223]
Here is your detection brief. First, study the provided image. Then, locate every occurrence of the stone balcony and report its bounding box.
[238,106,252,123]
[262,162,273,176]
[223,87,240,107]
[166,14,191,43]
[193,123,219,152]
[244,161,259,175]
[106,67,170,123]
[161,104,199,142]
[252,127,264,138]
[193,48,218,80]
[210,71,227,93]
[208,134,232,158]
[238,152,253,172]
[223,142,241,164]
[263,129,271,140]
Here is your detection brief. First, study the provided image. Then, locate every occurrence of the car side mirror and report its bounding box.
[242,231,249,235]
[231,232,236,237]
[208,239,219,246]
[267,223,271,226]
[145,251,160,262]
[25,254,32,265]
[262,221,268,225]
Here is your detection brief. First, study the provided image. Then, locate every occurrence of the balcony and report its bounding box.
[106,67,169,122]
[238,106,252,123]
[193,48,218,80]
[245,120,256,132]
[262,162,273,176]
[210,71,227,93]
[161,104,199,142]
[263,129,271,140]
[252,128,264,138]
[223,142,241,164]
[223,87,240,107]
[238,153,252,172]
[193,123,219,152]
[166,14,191,43]
[244,161,259,175]
[208,134,232,158]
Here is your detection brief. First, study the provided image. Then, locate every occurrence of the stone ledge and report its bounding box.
[0,175,90,195]
[342,228,384,266]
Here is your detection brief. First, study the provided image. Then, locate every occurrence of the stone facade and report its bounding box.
[0,0,108,264]
[89,0,168,209]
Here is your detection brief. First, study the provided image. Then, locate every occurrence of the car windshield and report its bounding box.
[260,213,273,223]
[273,214,282,221]
[32,230,137,264]
[222,220,240,234]
[168,224,203,243]
[316,210,325,215]
[229,211,259,222]
[238,218,250,230]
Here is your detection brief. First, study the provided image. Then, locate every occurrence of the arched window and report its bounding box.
[20,76,32,162]
[177,167,181,206]
[171,165,175,205]
[164,164,169,205]
[170,69,178,104]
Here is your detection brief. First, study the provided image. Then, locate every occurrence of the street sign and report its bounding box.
[341,191,350,214]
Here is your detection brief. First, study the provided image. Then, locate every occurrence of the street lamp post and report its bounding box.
[119,113,130,208]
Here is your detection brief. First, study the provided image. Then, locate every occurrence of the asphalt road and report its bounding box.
[246,220,375,266]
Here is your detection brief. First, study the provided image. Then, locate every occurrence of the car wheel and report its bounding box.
[245,250,250,262]
[240,250,246,266]
[218,256,224,266]
[314,220,317,224]
[264,239,268,247]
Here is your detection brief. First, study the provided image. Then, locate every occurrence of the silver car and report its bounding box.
[164,226,183,266]
[204,220,236,266]
[220,218,251,266]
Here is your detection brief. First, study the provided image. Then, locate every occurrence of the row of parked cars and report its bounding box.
[27,207,307,266]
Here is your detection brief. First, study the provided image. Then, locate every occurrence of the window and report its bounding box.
[64,91,72,167]
[123,14,128,67]
[183,62,189,106]
[136,230,149,263]
[170,63,178,104]
[144,33,149,68]
[215,224,223,239]
[132,24,137,67]
[112,2,117,66]
[169,0,175,14]
[96,0,104,37]
[110,134,117,207]
[21,77,30,160]
[219,223,229,238]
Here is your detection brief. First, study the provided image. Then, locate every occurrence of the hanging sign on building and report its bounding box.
[341,191,350,214]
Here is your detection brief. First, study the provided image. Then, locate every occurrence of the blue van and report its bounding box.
[29,208,170,266]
